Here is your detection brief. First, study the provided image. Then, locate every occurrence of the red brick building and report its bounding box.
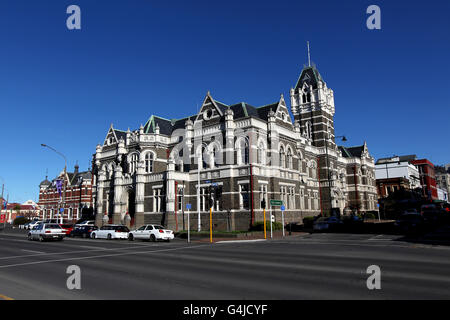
[38,165,94,223]
[411,159,438,200]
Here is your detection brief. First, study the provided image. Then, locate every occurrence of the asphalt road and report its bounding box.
[0,230,449,299]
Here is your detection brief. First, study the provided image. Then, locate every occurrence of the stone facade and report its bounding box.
[92,65,378,230]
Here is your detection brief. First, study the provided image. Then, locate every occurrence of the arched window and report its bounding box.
[145,153,154,173]
[242,140,249,165]
[257,142,265,164]
[129,154,138,173]
[287,148,293,169]
[306,121,312,139]
[280,146,285,168]
[236,139,249,165]
[201,146,207,169]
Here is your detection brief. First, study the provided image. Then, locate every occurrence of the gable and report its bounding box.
[195,93,226,122]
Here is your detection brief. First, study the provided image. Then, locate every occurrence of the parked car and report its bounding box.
[403,208,419,215]
[27,220,43,230]
[90,225,129,240]
[59,224,74,235]
[69,225,98,238]
[75,220,95,227]
[420,204,442,224]
[21,222,31,230]
[395,213,425,234]
[43,219,59,224]
[313,216,343,232]
[28,223,66,241]
[128,224,174,242]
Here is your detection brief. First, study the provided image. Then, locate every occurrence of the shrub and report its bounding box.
[13,217,30,225]
[251,221,283,231]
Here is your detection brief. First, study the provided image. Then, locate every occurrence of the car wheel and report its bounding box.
[91,233,96,239]
[128,234,134,241]
[39,235,45,242]
[59,237,64,241]
[107,234,112,240]
[82,233,87,238]
[150,234,156,242]
[27,233,32,241]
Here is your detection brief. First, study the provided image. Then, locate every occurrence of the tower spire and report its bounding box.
[307,41,311,67]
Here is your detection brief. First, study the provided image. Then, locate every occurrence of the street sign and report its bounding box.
[280,205,285,211]
[270,200,283,206]
[60,208,64,213]
[186,203,192,210]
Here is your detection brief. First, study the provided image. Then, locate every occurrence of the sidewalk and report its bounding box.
[193,231,309,243]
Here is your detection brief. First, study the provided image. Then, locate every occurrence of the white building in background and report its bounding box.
[437,188,448,203]
[375,155,421,190]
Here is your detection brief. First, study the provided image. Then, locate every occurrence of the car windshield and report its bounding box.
[114,226,129,232]
[45,224,61,229]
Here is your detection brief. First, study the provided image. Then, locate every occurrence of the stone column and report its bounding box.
[135,161,145,228]
[95,169,106,226]
[165,157,176,228]
[113,166,124,224]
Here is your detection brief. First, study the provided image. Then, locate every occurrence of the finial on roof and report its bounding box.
[307,41,311,67]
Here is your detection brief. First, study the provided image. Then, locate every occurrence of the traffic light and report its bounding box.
[261,198,266,209]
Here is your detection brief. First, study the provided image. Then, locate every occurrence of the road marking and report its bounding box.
[0,242,162,260]
[77,245,107,250]
[216,239,267,244]
[0,244,210,269]
[21,249,45,254]
[0,294,14,300]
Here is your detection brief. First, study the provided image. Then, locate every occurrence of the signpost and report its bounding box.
[186,203,192,243]
[268,200,283,239]
[280,205,285,237]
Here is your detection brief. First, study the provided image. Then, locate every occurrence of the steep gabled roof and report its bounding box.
[339,145,364,158]
[294,66,323,90]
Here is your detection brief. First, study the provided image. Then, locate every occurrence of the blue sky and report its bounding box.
[0,0,449,203]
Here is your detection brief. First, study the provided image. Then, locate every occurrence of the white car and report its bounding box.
[75,220,95,227]
[28,223,65,241]
[128,224,174,242]
[27,220,42,230]
[90,225,129,240]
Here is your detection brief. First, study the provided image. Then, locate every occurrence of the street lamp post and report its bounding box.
[41,144,67,224]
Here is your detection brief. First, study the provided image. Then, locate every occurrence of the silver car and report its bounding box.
[28,223,66,242]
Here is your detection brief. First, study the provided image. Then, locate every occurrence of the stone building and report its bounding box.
[38,165,94,222]
[92,65,378,231]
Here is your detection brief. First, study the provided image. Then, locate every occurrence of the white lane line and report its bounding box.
[0,242,163,260]
[0,244,211,269]
[216,239,267,244]
[77,246,107,250]
[21,249,45,254]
